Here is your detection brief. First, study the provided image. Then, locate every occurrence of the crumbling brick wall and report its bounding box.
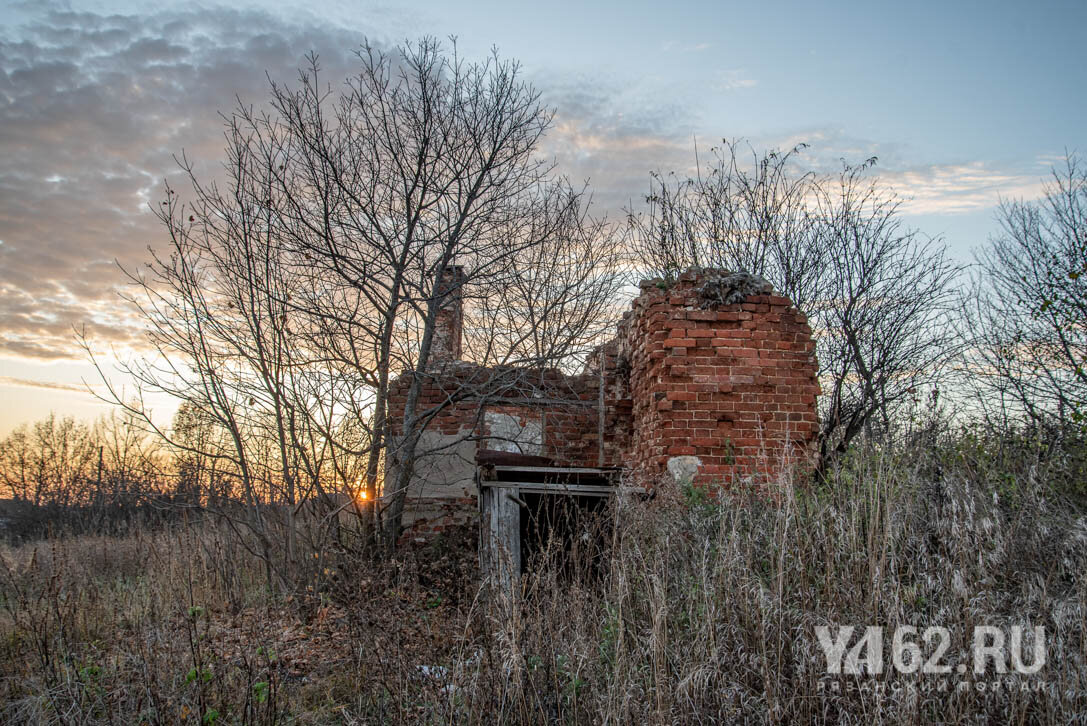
[384,364,601,539]
[385,365,603,460]
[619,270,820,485]
[385,267,820,537]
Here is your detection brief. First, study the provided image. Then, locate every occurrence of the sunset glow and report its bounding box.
[1,0,1085,433]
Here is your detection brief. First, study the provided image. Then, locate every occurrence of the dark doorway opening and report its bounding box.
[519,491,611,580]
[476,451,625,590]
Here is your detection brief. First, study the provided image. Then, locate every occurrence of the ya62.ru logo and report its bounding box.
[815,625,1045,676]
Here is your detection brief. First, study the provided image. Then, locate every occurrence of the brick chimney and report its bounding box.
[432,265,466,361]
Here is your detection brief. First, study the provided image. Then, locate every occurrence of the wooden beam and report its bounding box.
[487,465,621,476]
[482,481,642,497]
[480,484,521,599]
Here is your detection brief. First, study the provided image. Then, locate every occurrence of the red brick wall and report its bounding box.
[385,268,821,528]
[385,365,601,541]
[621,272,819,485]
[385,364,599,445]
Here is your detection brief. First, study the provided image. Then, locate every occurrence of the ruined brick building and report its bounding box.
[386,268,820,542]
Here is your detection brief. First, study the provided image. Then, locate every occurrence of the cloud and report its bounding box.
[0,6,378,361]
[660,41,713,53]
[882,161,1047,215]
[534,74,698,214]
[0,4,1057,373]
[712,70,757,91]
[0,6,701,363]
[533,106,1051,223]
[0,375,94,393]
[745,127,910,172]
[745,127,1052,215]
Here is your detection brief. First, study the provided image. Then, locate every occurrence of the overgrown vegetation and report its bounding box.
[2,430,1084,724]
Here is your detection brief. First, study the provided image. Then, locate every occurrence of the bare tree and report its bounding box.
[85,37,622,556]
[90,410,166,504]
[628,141,827,310]
[812,162,960,464]
[252,39,622,547]
[83,115,356,589]
[172,401,227,505]
[968,155,1087,430]
[628,142,961,467]
[469,184,625,370]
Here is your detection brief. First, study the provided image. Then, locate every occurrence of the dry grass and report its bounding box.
[0,520,478,724]
[2,436,1086,724]
[490,444,1087,724]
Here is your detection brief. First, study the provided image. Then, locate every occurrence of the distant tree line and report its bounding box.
[0,411,181,540]
[0,411,164,508]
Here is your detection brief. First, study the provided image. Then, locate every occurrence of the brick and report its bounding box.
[387,269,819,531]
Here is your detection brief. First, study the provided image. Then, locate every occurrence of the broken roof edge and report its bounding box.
[411,268,784,379]
[390,357,599,398]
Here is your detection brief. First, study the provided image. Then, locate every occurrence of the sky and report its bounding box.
[0,0,1085,436]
